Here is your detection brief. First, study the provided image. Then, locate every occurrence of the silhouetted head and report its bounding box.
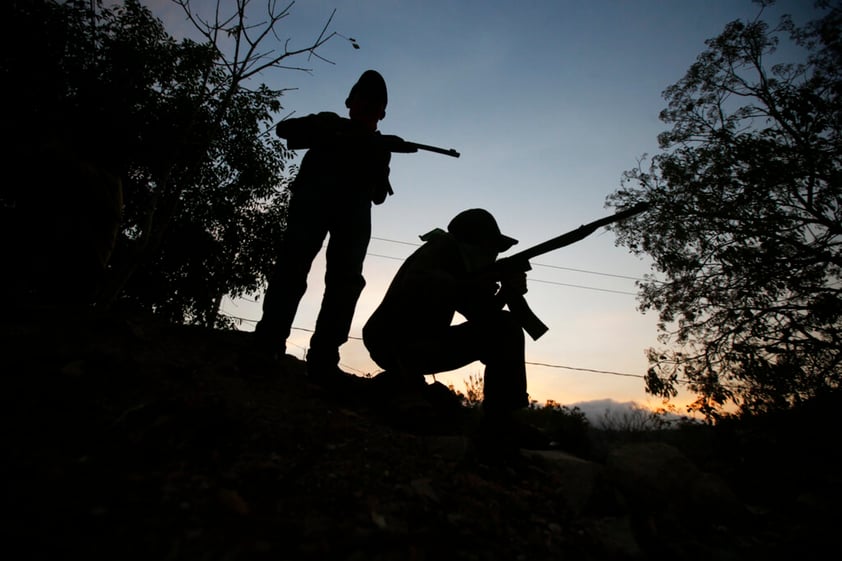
[346,70,387,127]
[447,209,518,253]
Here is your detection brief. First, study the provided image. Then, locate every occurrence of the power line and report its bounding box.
[219,311,644,380]
[525,361,644,379]
[366,252,640,296]
[220,234,651,378]
[528,278,638,296]
[286,237,648,295]
[366,252,404,262]
[531,262,645,282]
[224,310,707,391]
[371,235,651,283]
[370,236,420,247]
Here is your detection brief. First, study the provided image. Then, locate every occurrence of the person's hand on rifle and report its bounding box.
[498,270,528,298]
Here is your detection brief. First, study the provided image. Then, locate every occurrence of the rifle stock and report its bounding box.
[490,202,650,340]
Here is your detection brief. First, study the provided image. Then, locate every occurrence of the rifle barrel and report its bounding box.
[490,202,649,340]
[501,202,650,263]
[409,142,460,158]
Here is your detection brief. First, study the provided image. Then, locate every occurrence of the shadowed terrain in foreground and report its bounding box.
[3,309,840,560]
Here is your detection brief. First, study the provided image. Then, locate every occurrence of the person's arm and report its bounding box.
[275,112,348,150]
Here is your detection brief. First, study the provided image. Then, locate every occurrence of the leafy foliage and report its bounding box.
[607,1,842,418]
[595,403,679,432]
[2,0,344,324]
[526,400,592,457]
[448,373,485,408]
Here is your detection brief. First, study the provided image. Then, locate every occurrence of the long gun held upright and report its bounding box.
[490,202,651,340]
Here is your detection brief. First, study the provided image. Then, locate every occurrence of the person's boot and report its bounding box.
[424,381,469,426]
[306,349,366,393]
[471,408,551,460]
[237,329,286,375]
[368,371,461,434]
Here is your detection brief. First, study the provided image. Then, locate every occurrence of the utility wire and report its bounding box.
[525,361,644,379]
[370,236,420,247]
[367,252,640,296]
[219,311,646,380]
[282,237,648,290]
[528,278,637,296]
[366,252,404,261]
[371,235,653,283]
[220,235,652,378]
[223,312,711,392]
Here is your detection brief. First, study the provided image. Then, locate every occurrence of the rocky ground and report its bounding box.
[2,309,840,560]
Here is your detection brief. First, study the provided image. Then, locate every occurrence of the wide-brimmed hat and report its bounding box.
[447,208,518,252]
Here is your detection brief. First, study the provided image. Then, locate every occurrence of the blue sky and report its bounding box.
[146,0,819,415]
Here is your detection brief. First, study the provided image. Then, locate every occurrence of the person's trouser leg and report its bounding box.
[479,312,528,413]
[308,197,371,367]
[388,311,528,412]
[256,191,327,351]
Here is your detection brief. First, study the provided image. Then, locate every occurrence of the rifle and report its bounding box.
[490,202,650,340]
[380,135,460,158]
[277,115,460,158]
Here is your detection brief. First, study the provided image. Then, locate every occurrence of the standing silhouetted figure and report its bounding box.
[363,209,548,450]
[254,70,393,384]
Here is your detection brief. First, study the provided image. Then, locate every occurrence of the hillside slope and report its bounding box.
[3,309,838,560]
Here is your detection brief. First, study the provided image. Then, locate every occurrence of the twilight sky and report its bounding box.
[144,0,818,414]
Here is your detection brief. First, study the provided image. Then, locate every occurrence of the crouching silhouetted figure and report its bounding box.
[363,209,548,452]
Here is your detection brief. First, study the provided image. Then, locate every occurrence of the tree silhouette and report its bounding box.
[98,0,351,324]
[1,0,351,324]
[607,1,842,418]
